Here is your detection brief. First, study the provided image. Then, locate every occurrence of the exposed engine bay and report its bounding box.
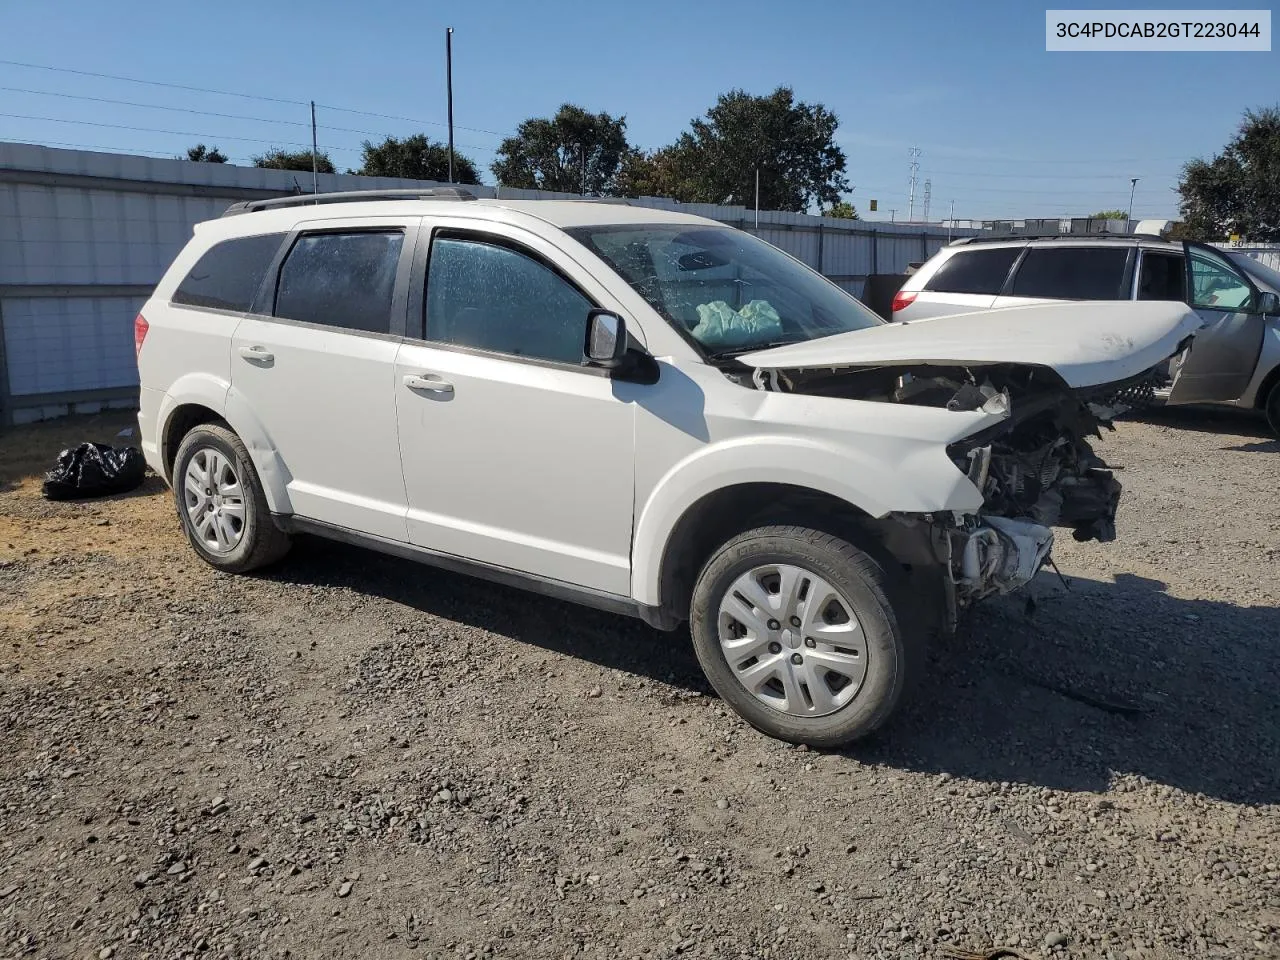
[734,360,1141,608]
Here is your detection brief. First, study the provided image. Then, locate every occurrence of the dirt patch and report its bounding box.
[0,409,1276,959]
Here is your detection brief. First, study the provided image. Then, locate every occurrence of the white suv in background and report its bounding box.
[891,235,1280,429]
[136,190,1206,746]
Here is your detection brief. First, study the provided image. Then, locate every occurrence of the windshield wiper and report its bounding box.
[706,339,803,359]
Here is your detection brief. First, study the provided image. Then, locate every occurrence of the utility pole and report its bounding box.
[907,147,921,221]
[754,166,760,230]
[948,199,955,241]
[445,27,455,183]
[1127,177,1140,229]
[889,208,896,223]
[309,101,319,200]
[922,179,932,222]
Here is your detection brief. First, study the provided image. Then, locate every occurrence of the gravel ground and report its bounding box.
[1,408,1277,960]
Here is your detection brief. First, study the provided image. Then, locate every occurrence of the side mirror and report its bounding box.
[1256,291,1279,316]
[585,309,627,368]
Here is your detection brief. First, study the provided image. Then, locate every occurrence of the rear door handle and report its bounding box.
[403,373,454,394]
[238,345,274,364]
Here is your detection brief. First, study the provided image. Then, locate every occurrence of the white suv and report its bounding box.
[136,189,1204,747]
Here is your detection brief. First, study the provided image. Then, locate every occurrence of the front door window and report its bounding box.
[1187,246,1254,312]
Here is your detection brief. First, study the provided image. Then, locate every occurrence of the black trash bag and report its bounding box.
[42,442,146,501]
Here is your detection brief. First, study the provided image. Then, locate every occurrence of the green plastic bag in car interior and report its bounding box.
[690,299,783,349]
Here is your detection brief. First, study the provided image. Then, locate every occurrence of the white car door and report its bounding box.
[393,220,636,596]
[230,218,418,541]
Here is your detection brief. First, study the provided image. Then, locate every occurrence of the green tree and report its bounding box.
[357,134,480,184]
[613,146,699,199]
[824,200,859,219]
[491,104,630,194]
[185,144,227,163]
[1089,209,1129,220]
[649,87,850,212]
[1179,107,1280,241]
[253,148,335,174]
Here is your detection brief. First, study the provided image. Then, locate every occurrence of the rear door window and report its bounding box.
[273,230,404,334]
[1137,252,1187,301]
[1009,247,1130,300]
[922,248,1021,295]
[172,233,286,312]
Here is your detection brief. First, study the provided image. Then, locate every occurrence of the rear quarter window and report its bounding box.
[922,247,1021,295]
[171,233,286,312]
[1009,247,1131,300]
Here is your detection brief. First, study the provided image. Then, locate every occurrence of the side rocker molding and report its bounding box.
[280,516,678,631]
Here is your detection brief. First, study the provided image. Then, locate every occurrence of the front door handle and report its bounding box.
[403,373,454,395]
[238,345,274,364]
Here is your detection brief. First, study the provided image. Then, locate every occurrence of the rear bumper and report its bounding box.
[138,387,166,481]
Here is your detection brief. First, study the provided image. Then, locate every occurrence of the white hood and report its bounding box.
[736,301,1205,389]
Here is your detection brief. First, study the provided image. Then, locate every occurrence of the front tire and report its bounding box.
[689,525,916,748]
[1265,380,1280,437]
[172,423,291,573]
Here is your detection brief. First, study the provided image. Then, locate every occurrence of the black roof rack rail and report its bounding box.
[222,187,477,217]
[951,232,1167,245]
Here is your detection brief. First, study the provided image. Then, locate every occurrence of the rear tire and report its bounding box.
[172,424,291,573]
[689,525,917,748]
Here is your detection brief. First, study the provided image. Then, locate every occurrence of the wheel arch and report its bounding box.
[639,478,947,633]
[1253,359,1280,412]
[157,378,293,515]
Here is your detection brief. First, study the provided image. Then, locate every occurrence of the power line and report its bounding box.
[839,141,1193,165]
[2,137,252,164]
[0,111,498,158]
[0,59,505,138]
[317,103,502,138]
[0,85,500,154]
[0,112,360,152]
[0,85,336,131]
[0,59,309,106]
[922,168,1182,181]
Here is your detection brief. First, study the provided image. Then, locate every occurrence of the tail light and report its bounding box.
[134,313,149,358]
[891,290,917,313]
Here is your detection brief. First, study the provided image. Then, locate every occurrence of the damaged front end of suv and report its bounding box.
[743,360,1133,617]
[730,301,1206,628]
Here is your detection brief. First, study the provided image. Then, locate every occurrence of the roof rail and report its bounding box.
[222,187,477,217]
[952,232,1167,245]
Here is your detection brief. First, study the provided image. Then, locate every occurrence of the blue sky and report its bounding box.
[2,0,1275,221]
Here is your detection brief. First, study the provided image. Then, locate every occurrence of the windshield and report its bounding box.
[1228,252,1280,295]
[567,224,883,356]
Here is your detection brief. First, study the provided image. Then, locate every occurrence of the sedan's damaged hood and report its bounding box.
[736,301,1205,389]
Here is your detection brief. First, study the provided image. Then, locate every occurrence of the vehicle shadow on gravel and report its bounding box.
[1130,404,1273,442]
[855,571,1280,806]
[264,536,711,689]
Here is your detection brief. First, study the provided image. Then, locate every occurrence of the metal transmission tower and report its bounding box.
[922,179,932,222]
[907,147,921,221]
